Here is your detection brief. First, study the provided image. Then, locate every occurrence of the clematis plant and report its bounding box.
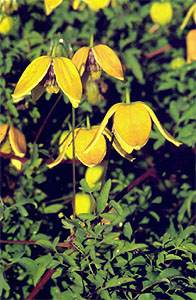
[84,102,182,157]
[12,44,82,108]
[0,124,26,171]
[72,42,124,82]
[44,0,63,15]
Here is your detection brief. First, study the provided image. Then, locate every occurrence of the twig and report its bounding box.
[25,269,56,300]
[145,44,172,59]
[112,167,157,202]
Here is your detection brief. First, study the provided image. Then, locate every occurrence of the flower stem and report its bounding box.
[72,106,76,218]
[33,93,62,145]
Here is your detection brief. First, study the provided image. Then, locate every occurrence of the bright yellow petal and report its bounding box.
[72,47,90,76]
[186,29,196,63]
[92,45,124,80]
[0,124,9,144]
[75,127,106,167]
[84,103,121,153]
[113,102,152,152]
[141,102,182,147]
[12,56,51,103]
[44,0,63,15]
[48,129,79,168]
[103,127,135,162]
[54,57,82,108]
[9,126,27,157]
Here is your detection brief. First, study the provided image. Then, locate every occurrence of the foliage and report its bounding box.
[0,0,195,299]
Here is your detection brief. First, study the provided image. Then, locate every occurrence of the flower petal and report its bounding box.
[92,45,124,80]
[12,56,51,103]
[75,127,106,167]
[103,127,135,162]
[31,85,46,102]
[141,102,182,147]
[72,47,90,76]
[44,0,63,15]
[9,126,27,157]
[54,57,82,108]
[113,102,152,152]
[0,124,9,144]
[186,29,196,63]
[84,103,121,153]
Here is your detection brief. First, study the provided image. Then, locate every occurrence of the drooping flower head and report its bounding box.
[12,54,82,108]
[84,102,182,157]
[48,126,107,168]
[72,44,124,82]
[0,124,26,170]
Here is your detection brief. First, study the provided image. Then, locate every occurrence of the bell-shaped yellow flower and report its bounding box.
[84,102,182,157]
[0,124,27,171]
[12,56,82,108]
[186,29,196,64]
[72,44,124,81]
[44,0,63,15]
[48,126,107,168]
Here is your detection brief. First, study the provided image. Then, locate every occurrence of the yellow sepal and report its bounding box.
[92,45,124,80]
[0,124,9,144]
[12,56,51,103]
[44,0,63,15]
[54,57,82,108]
[72,46,90,76]
[9,126,27,157]
[141,102,182,147]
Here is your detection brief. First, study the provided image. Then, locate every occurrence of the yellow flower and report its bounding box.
[12,56,82,108]
[48,126,107,168]
[72,44,124,81]
[0,124,27,171]
[84,102,182,157]
[186,29,196,64]
[44,0,63,15]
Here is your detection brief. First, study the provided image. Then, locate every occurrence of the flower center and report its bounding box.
[43,61,60,94]
[86,49,102,80]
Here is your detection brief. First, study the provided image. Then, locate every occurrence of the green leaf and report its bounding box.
[183,243,196,254]
[165,254,182,261]
[169,101,180,123]
[51,267,63,279]
[18,257,37,273]
[159,268,181,279]
[123,222,133,240]
[97,179,111,214]
[35,239,54,250]
[43,204,64,214]
[171,295,185,300]
[138,294,156,300]
[105,276,134,289]
[0,269,10,296]
[123,51,144,83]
[185,292,196,300]
[109,200,123,215]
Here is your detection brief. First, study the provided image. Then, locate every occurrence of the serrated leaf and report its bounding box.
[97,179,111,214]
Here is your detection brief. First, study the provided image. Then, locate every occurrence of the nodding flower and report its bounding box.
[84,101,182,156]
[72,44,124,81]
[0,124,26,171]
[12,55,82,108]
[44,0,63,15]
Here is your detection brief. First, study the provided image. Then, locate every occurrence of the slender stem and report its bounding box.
[72,106,76,218]
[33,93,62,145]
[100,134,114,191]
